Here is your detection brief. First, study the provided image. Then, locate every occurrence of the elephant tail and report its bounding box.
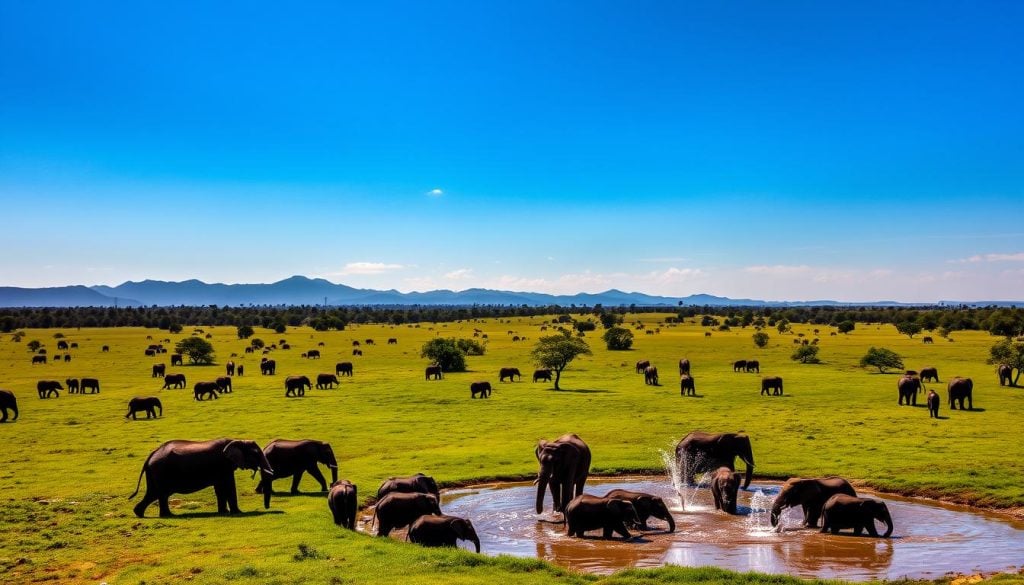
[128,450,155,499]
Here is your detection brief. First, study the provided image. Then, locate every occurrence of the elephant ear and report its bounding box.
[223,440,247,469]
[451,518,469,539]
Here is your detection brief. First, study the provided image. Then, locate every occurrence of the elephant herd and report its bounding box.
[632,358,783,397]
[896,369,978,417]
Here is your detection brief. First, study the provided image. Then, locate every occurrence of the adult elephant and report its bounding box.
[256,439,338,509]
[533,369,553,382]
[226,361,235,376]
[745,360,760,373]
[125,397,163,419]
[470,381,492,399]
[57,340,69,350]
[316,373,339,389]
[32,355,47,365]
[162,374,186,389]
[897,374,922,406]
[499,367,521,382]
[635,360,650,374]
[306,349,321,359]
[215,376,233,393]
[920,367,939,383]
[129,438,273,518]
[0,389,18,422]
[373,492,441,537]
[377,473,440,501]
[408,515,481,552]
[80,378,100,394]
[37,380,63,398]
[675,431,754,489]
[285,375,311,397]
[998,364,1014,386]
[679,374,696,396]
[733,360,747,372]
[170,354,183,366]
[922,336,934,344]
[948,377,974,410]
[535,433,591,514]
[761,376,783,396]
[260,359,276,375]
[425,365,443,380]
[603,489,675,532]
[327,480,358,529]
[770,476,857,528]
[335,362,353,377]
[710,467,742,514]
[66,378,79,393]
[152,364,166,378]
[678,359,691,375]
[820,494,893,537]
[644,366,659,386]
[564,494,639,539]
[194,381,220,400]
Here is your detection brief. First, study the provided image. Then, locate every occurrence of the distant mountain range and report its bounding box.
[0,276,1018,308]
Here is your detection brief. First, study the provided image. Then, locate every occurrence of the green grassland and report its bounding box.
[1,316,1022,584]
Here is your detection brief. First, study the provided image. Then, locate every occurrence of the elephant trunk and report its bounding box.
[261,471,272,509]
[769,499,784,527]
[662,506,676,532]
[323,448,339,485]
[469,534,481,553]
[535,473,549,514]
[742,459,754,490]
[878,507,894,538]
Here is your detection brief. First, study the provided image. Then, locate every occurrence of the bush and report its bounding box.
[603,327,634,350]
[421,338,468,372]
[791,345,821,364]
[599,313,622,329]
[859,347,903,373]
[574,320,597,333]
[455,338,486,356]
[752,332,770,348]
[250,338,265,350]
[168,323,183,334]
[237,325,254,339]
[27,340,42,352]
[837,320,855,334]
[273,323,287,334]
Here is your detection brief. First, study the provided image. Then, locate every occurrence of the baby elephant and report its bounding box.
[927,390,940,418]
[564,494,639,539]
[602,489,675,532]
[820,494,893,537]
[408,514,481,552]
[373,492,442,537]
[710,467,742,514]
[125,396,162,419]
[327,480,358,529]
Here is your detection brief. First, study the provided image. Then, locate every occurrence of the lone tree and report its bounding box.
[175,337,216,365]
[752,331,770,348]
[421,338,469,372]
[895,321,922,339]
[237,325,254,339]
[530,331,592,390]
[860,347,903,373]
[837,320,855,334]
[603,326,634,350]
[987,339,1024,386]
[791,345,821,364]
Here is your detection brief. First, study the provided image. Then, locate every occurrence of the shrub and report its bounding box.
[574,320,597,332]
[752,332,770,348]
[237,325,254,339]
[837,320,855,334]
[603,327,634,350]
[791,345,821,364]
[455,338,486,356]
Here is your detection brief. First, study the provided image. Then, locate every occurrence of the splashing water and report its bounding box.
[744,487,777,536]
[659,447,711,511]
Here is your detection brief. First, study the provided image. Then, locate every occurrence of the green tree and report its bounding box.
[237,325,254,339]
[988,317,1022,339]
[837,320,855,334]
[603,326,634,350]
[895,321,922,338]
[175,337,216,365]
[455,338,486,356]
[530,331,592,390]
[574,320,597,333]
[273,323,287,334]
[599,312,621,329]
[27,340,42,352]
[250,338,265,350]
[168,323,183,334]
[860,347,903,373]
[752,331,770,348]
[791,345,821,364]
[987,339,1024,386]
[421,338,468,372]
[776,319,790,334]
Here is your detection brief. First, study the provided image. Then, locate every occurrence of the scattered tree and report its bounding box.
[421,338,468,372]
[455,338,486,356]
[237,325,254,339]
[168,323,183,334]
[777,319,790,334]
[791,345,821,364]
[860,347,903,373]
[250,338,265,350]
[273,323,287,334]
[987,339,1024,386]
[175,337,216,365]
[530,331,592,390]
[988,317,1022,339]
[837,321,855,334]
[752,331,770,348]
[574,320,597,333]
[27,340,42,352]
[895,321,922,339]
[599,312,622,329]
[603,327,634,350]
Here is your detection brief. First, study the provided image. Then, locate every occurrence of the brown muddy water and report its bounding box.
[422,477,1024,580]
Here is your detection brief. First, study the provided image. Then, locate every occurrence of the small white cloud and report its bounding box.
[743,265,813,276]
[444,268,473,280]
[336,262,405,275]
[951,252,1024,263]
[427,188,444,197]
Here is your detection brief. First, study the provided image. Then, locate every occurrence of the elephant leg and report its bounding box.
[614,522,631,539]
[158,496,172,518]
[214,482,229,514]
[291,470,305,494]
[306,464,328,491]
[854,525,864,535]
[806,506,821,528]
[133,492,156,517]
[968,396,973,410]
[224,475,241,513]
[603,526,613,539]
[865,521,878,537]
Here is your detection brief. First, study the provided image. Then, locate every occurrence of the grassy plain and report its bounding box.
[1,315,1022,584]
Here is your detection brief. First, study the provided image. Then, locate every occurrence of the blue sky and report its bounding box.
[1,1,1022,301]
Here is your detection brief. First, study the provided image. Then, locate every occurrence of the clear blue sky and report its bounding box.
[2,1,1022,301]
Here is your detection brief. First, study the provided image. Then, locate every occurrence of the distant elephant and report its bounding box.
[66,378,80,393]
[32,355,47,365]
[536,433,591,514]
[499,367,521,382]
[63,354,71,362]
[284,375,311,397]
[564,494,639,539]
[194,381,220,400]
[922,336,934,344]
[256,439,339,508]
[377,473,440,501]
[335,362,353,377]
[897,374,922,406]
[603,488,675,532]
[533,369,553,382]
[102,345,109,352]
[927,390,940,418]
[260,359,276,375]
[237,364,244,376]
[57,340,69,350]
[635,360,650,374]
[152,364,166,378]
[37,380,63,398]
[215,376,232,393]
[678,359,691,375]
[170,354,183,366]
[352,340,360,346]
[770,476,856,528]
[129,438,273,517]
[80,377,100,394]
[327,480,358,529]
[306,349,321,359]
[316,373,339,389]
[373,492,442,537]
[425,365,443,380]
[0,389,18,422]
[144,349,156,357]
[470,381,492,398]
[162,374,186,389]
[388,338,398,344]
[644,366,659,385]
[676,431,754,489]
[919,367,939,383]
[226,361,235,376]
[352,349,363,356]
[679,374,696,396]
[998,364,1014,386]
[408,514,481,552]
[710,467,742,514]
[948,377,973,410]
[733,360,747,372]
[365,339,375,345]
[126,397,163,419]
[761,376,783,396]
[745,360,760,373]
[820,494,893,537]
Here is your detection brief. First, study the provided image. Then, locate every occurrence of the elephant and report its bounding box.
[710,467,742,514]
[285,375,311,397]
[170,354,183,366]
[215,376,233,393]
[948,377,973,410]
[352,340,360,346]
[63,354,71,362]
[388,338,398,345]
[676,431,754,489]
[499,367,521,382]
[377,473,440,501]
[0,389,18,422]
[152,364,166,378]
[470,381,492,398]
[644,366,659,385]
[897,374,922,406]
[820,494,893,537]
[373,492,442,537]
[535,433,591,514]
[126,397,163,419]
[353,349,363,356]
[769,476,856,528]
[260,359,277,375]
[256,439,338,508]
[923,336,934,344]
[533,369,553,382]
[194,381,220,400]
[678,359,691,375]
[745,360,760,373]
[162,374,187,389]
[37,380,63,398]
[920,367,939,383]
[408,514,481,552]
[425,365,443,380]
[237,365,244,376]
[102,345,109,352]
[365,339,375,345]
[316,373,339,389]
[679,374,696,396]
[564,494,639,539]
[66,378,80,393]
[70,342,78,349]
[635,360,650,374]
[226,361,235,376]
[761,376,783,396]
[306,349,321,359]
[603,488,675,531]
[145,349,156,357]
[927,390,940,418]
[327,480,358,529]
[998,364,1014,386]
[336,362,353,377]
[57,340,69,350]
[129,438,273,518]
[733,360,747,372]
[80,377,100,394]
[32,355,47,365]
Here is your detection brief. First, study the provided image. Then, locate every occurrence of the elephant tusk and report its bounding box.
[262,468,274,476]
[328,465,338,469]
